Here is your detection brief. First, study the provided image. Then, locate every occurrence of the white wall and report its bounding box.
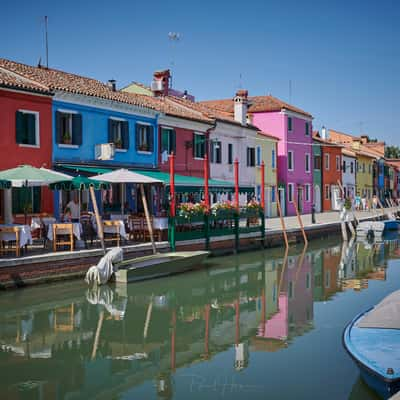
[342,155,356,198]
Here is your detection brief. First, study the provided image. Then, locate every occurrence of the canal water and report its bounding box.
[0,237,399,400]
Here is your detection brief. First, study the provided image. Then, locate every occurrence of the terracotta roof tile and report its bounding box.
[0,67,51,94]
[199,94,312,118]
[0,58,213,123]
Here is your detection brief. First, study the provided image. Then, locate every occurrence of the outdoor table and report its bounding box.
[153,217,168,230]
[110,214,129,221]
[102,220,128,239]
[0,224,33,247]
[47,222,82,241]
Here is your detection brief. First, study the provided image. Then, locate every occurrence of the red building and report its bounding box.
[0,68,53,221]
[313,133,343,211]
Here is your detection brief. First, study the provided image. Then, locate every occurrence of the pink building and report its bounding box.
[200,95,313,215]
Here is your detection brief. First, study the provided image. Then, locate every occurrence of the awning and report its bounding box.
[59,164,254,194]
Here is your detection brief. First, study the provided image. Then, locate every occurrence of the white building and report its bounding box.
[342,149,357,199]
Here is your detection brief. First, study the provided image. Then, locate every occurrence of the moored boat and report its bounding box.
[343,290,400,399]
[113,251,210,283]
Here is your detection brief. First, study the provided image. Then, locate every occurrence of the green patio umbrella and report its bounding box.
[0,165,72,223]
[50,175,110,253]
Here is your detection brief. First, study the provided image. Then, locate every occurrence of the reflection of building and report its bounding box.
[234,342,249,371]
[322,246,342,300]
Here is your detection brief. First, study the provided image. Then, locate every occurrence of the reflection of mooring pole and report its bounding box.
[143,294,154,339]
[170,309,176,371]
[235,299,240,345]
[91,311,104,360]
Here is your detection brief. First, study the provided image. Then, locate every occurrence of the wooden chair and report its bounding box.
[128,216,143,241]
[54,303,75,332]
[52,223,74,252]
[80,213,96,248]
[0,227,21,257]
[103,220,121,247]
[143,217,153,242]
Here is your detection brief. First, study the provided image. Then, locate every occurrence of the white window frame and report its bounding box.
[137,122,152,154]
[57,108,79,149]
[305,153,310,173]
[336,155,341,171]
[110,117,127,152]
[305,184,310,202]
[325,153,330,171]
[17,109,40,148]
[288,150,294,171]
[288,183,294,203]
[325,184,330,200]
[193,132,206,160]
[288,117,293,132]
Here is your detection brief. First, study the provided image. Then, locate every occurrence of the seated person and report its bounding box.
[63,207,72,222]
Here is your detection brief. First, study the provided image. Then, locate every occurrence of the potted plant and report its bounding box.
[114,138,123,149]
[63,131,72,145]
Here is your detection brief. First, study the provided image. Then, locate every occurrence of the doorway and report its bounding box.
[297,187,303,213]
[278,187,286,216]
[314,185,321,213]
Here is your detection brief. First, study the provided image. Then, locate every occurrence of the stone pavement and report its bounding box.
[265,206,400,233]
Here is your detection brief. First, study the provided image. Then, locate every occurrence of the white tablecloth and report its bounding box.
[110,214,129,221]
[153,217,168,230]
[31,217,56,230]
[47,223,82,241]
[102,220,128,239]
[0,225,33,247]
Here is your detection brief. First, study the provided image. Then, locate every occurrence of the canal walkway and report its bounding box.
[0,205,398,288]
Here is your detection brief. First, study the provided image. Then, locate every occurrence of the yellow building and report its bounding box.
[255,132,279,217]
[353,145,375,200]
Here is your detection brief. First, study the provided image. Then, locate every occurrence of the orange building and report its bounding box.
[313,132,343,211]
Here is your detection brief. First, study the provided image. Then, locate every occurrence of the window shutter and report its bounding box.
[246,148,250,166]
[108,119,114,143]
[27,114,36,145]
[210,142,214,163]
[192,133,196,157]
[148,125,154,152]
[72,114,82,145]
[15,111,24,144]
[135,124,140,150]
[55,111,63,144]
[122,121,129,149]
[217,142,221,163]
[171,130,176,154]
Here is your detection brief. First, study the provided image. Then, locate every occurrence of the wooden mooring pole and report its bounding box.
[293,198,308,245]
[276,190,289,249]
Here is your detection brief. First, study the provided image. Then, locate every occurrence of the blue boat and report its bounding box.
[343,290,400,399]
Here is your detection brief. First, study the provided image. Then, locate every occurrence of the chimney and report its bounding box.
[107,79,116,91]
[360,135,369,144]
[151,69,170,97]
[321,126,329,140]
[234,90,248,125]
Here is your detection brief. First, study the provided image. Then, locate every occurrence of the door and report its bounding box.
[297,187,303,213]
[314,185,321,213]
[331,185,341,210]
[265,187,271,217]
[278,188,286,216]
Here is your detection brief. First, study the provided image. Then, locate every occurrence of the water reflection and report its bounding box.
[0,237,399,399]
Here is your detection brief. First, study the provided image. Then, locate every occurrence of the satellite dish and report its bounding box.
[168,32,181,41]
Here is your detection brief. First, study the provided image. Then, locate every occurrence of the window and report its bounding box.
[362,163,365,173]
[256,185,261,201]
[342,160,346,173]
[193,132,205,158]
[325,153,330,170]
[256,146,261,166]
[305,184,310,202]
[56,111,82,146]
[368,164,372,174]
[272,149,276,169]
[288,183,294,202]
[228,143,233,164]
[336,155,341,171]
[288,117,293,132]
[109,119,129,149]
[161,128,176,155]
[305,153,310,173]
[288,151,294,170]
[271,186,276,202]
[305,122,310,136]
[350,162,354,174]
[136,123,154,152]
[16,110,39,146]
[314,155,321,170]
[325,184,330,200]
[246,147,256,167]
[210,140,222,164]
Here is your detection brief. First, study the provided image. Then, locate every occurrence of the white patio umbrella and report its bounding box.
[91,169,162,254]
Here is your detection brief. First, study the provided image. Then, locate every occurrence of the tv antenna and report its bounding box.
[168,32,181,69]
[44,16,49,68]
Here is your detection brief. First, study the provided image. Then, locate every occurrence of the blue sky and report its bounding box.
[1,0,399,144]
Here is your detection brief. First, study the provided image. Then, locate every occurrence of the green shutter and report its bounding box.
[15,111,24,144]
[192,133,196,157]
[161,128,169,152]
[72,114,82,145]
[27,113,36,145]
[171,130,176,154]
[108,119,114,143]
[148,126,154,152]
[122,121,129,149]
